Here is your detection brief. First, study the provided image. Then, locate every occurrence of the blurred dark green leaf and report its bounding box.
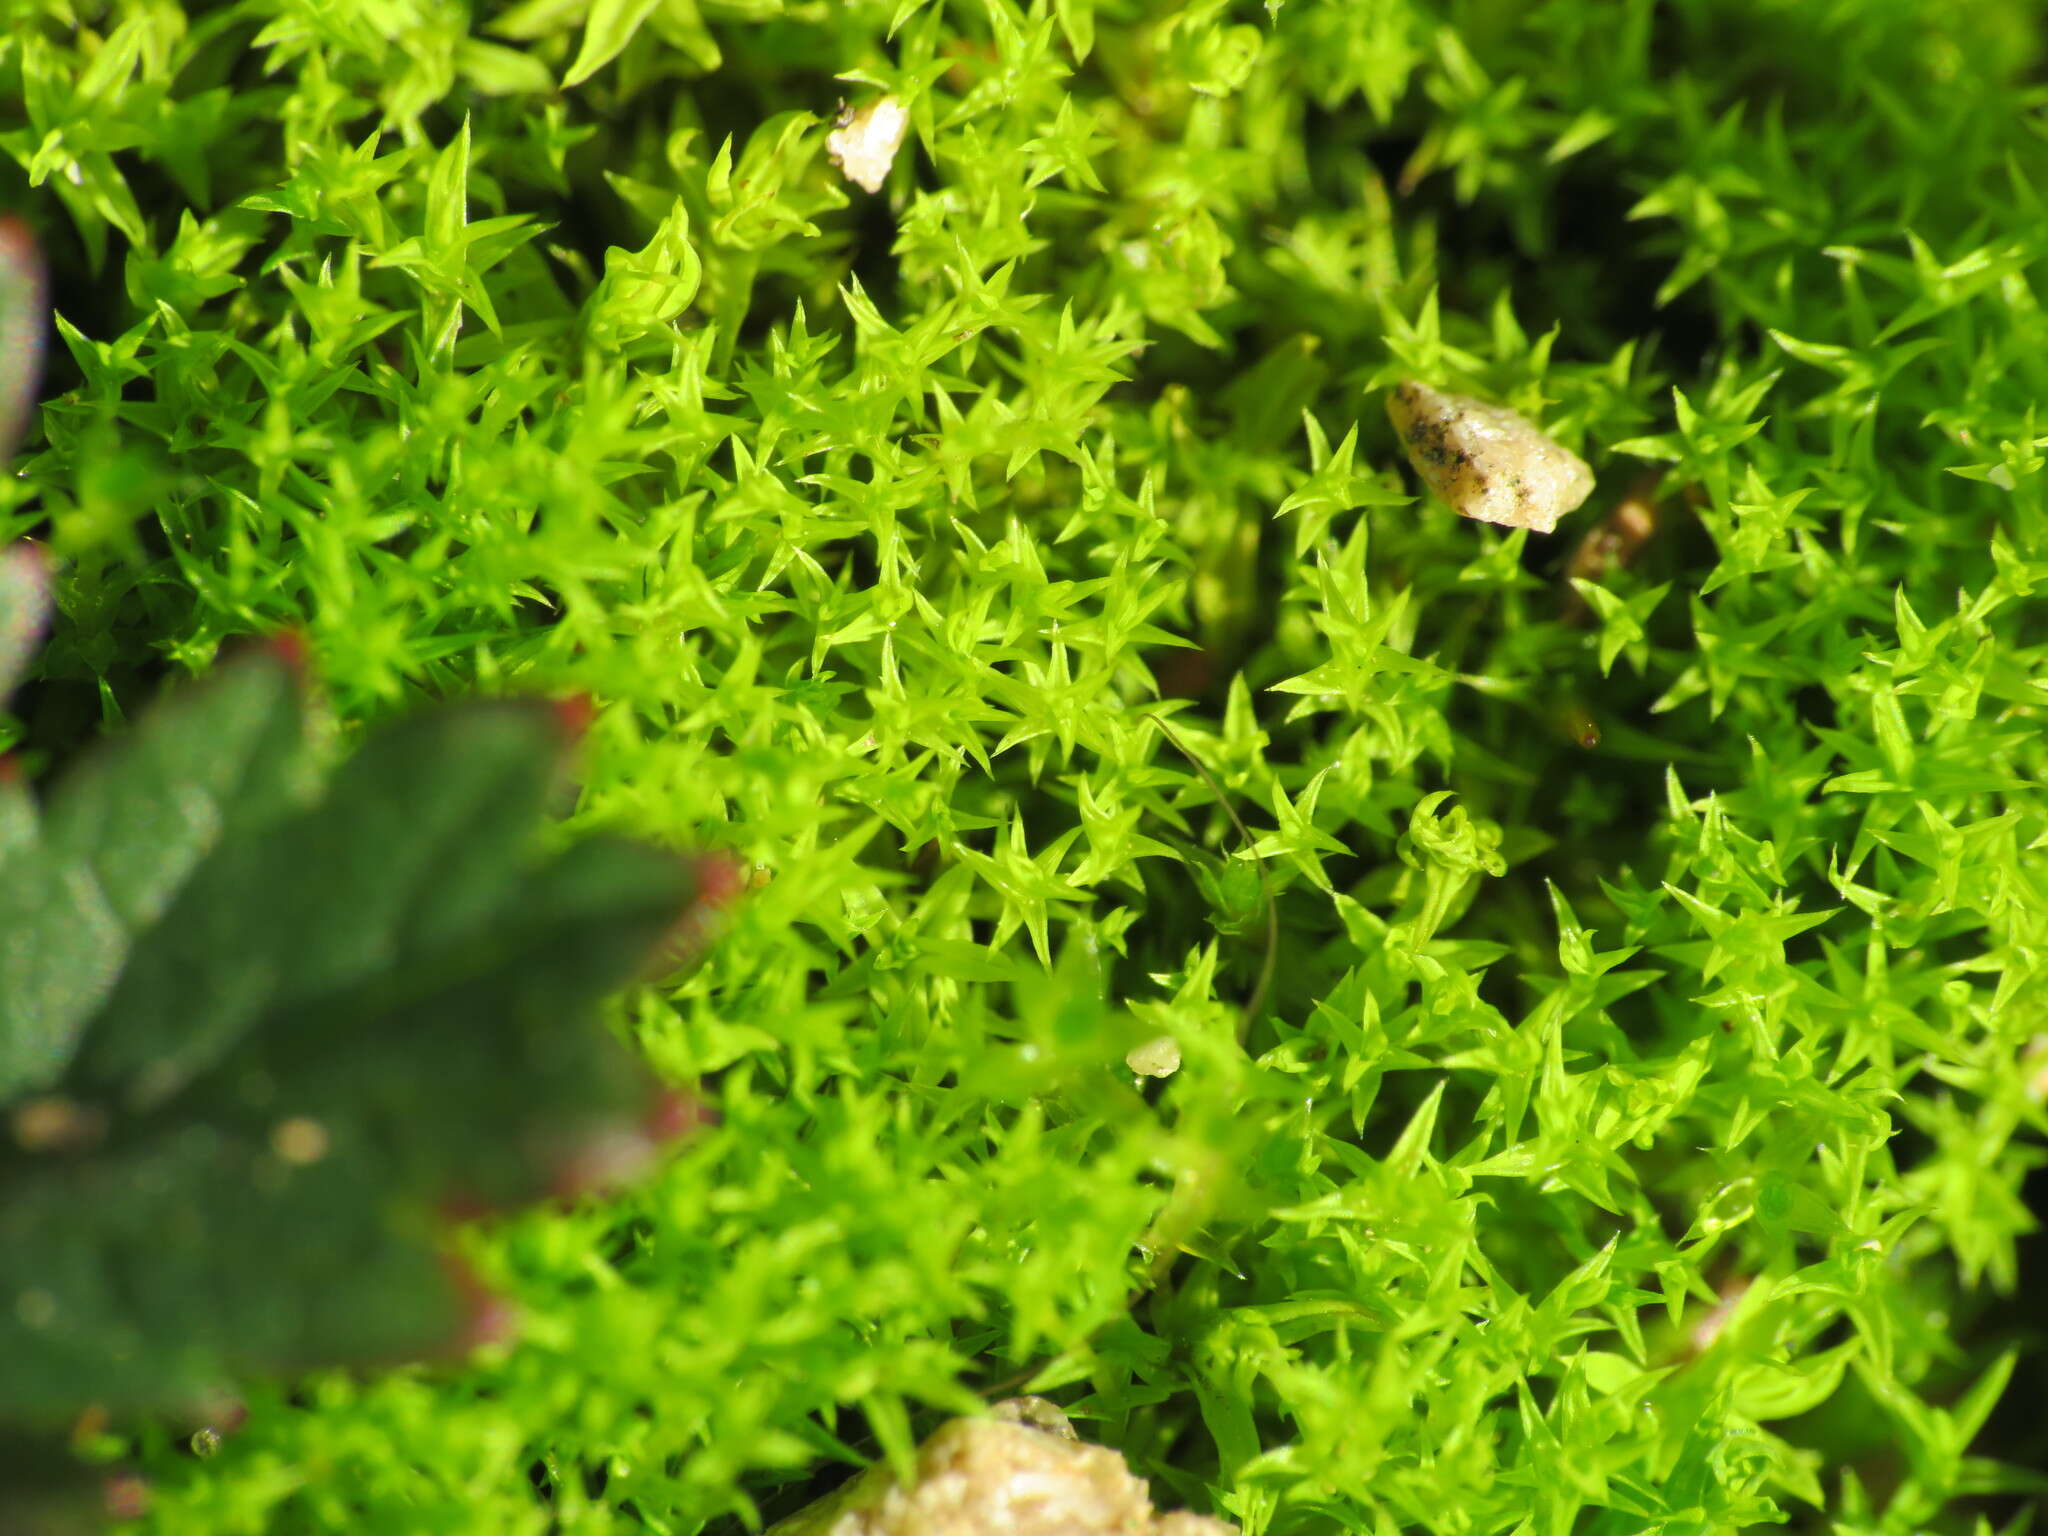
[1,655,706,1425]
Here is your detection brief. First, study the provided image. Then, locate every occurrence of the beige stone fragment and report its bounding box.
[1386,379,1594,534]
[766,1401,1236,1536]
[827,97,910,194]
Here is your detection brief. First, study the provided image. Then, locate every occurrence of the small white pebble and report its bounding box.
[1387,379,1594,534]
[1126,1036,1181,1079]
[827,97,910,194]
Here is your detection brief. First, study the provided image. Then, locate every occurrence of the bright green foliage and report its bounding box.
[3,0,2048,1533]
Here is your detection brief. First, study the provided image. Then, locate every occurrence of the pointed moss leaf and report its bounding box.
[562,0,662,86]
[0,776,125,1101]
[74,701,575,1108]
[39,648,313,937]
[0,220,45,463]
[0,543,51,708]
[0,1126,455,1418]
[1053,0,1095,59]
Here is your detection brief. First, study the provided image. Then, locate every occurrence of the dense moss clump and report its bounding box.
[4,1,2047,1532]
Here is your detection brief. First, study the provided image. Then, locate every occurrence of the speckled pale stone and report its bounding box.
[1126,1035,1182,1079]
[1387,379,1594,535]
[766,1400,1237,1536]
[827,97,910,194]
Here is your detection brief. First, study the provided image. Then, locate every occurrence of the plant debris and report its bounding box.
[1565,471,1661,589]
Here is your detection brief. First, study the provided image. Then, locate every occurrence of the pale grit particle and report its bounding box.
[827,97,910,194]
[269,1115,332,1165]
[1126,1035,1182,1079]
[765,1399,1237,1536]
[10,1095,105,1154]
[1387,379,1595,535]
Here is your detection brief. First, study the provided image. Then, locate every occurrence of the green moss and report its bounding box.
[5,0,2048,1532]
